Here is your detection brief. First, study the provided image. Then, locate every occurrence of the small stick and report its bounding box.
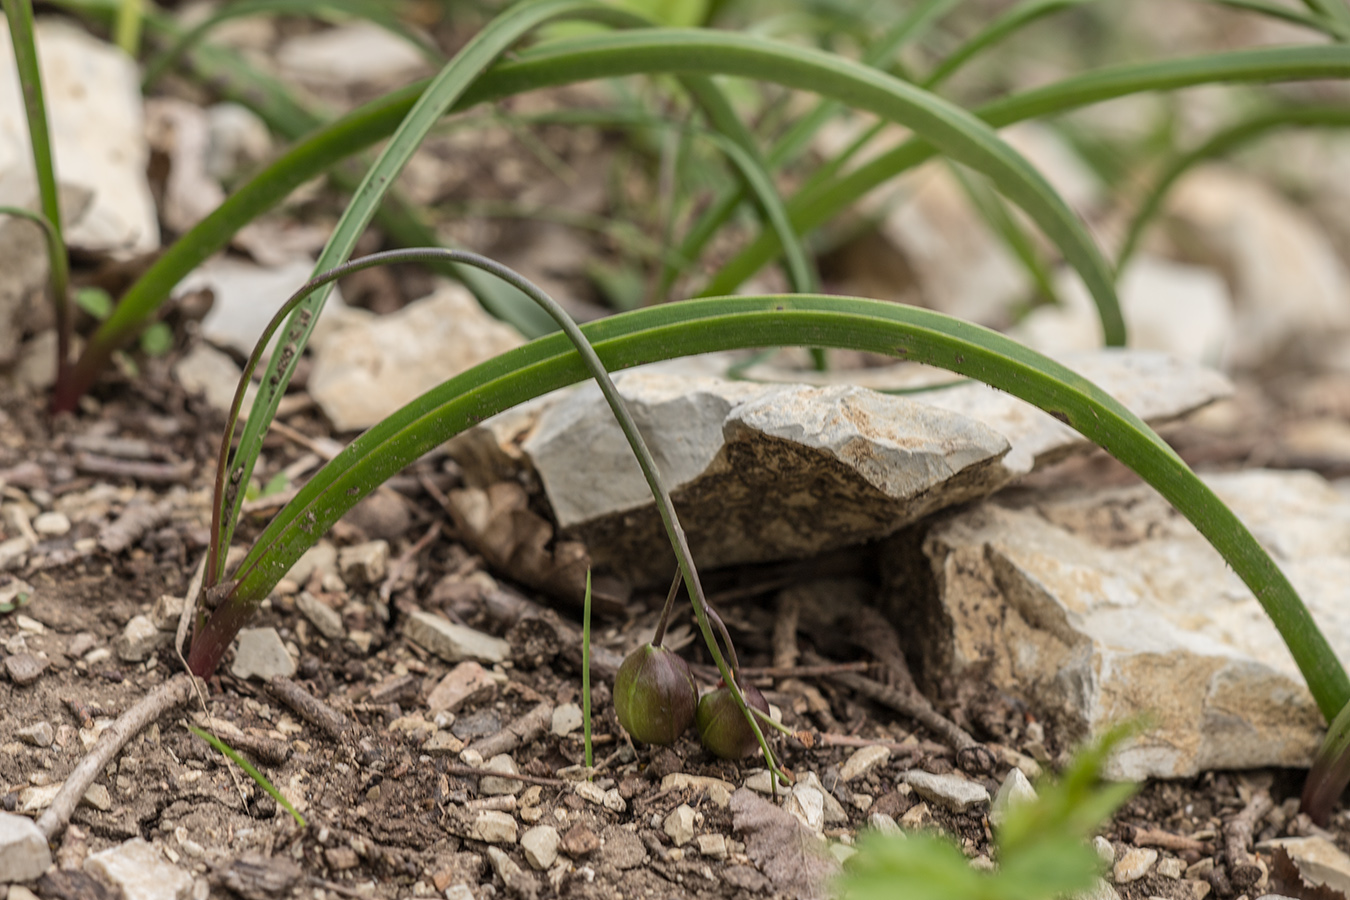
[76,453,193,484]
[265,676,349,740]
[37,672,196,839]
[441,764,566,787]
[1126,825,1213,855]
[466,702,553,760]
[1224,789,1274,890]
[582,570,593,771]
[813,733,930,755]
[694,662,871,680]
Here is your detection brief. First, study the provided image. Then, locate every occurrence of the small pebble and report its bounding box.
[470,810,517,844]
[520,825,559,870]
[32,511,70,537]
[551,703,583,737]
[574,781,606,807]
[696,834,728,860]
[839,745,891,782]
[1093,836,1115,868]
[1113,847,1157,883]
[16,722,52,748]
[904,770,990,812]
[115,615,166,663]
[480,754,523,796]
[898,802,932,829]
[1156,856,1185,879]
[4,653,46,686]
[664,805,696,847]
[991,767,1037,826]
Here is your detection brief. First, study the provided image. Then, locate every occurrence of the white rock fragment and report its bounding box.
[172,343,253,413]
[1113,847,1157,883]
[116,615,167,662]
[551,703,583,737]
[696,834,728,860]
[839,745,891,783]
[660,773,736,807]
[573,782,605,806]
[32,511,69,537]
[0,811,52,882]
[663,804,696,847]
[991,768,1037,827]
[742,770,775,795]
[471,810,518,844]
[229,627,297,681]
[917,469,1350,778]
[310,281,523,431]
[602,789,626,814]
[1257,837,1350,895]
[150,595,185,632]
[1094,836,1115,869]
[868,813,901,836]
[520,825,559,870]
[18,784,60,813]
[404,610,510,664]
[85,838,193,900]
[0,20,158,255]
[479,755,523,796]
[277,21,429,90]
[296,592,345,640]
[904,771,990,812]
[338,540,388,586]
[786,785,826,833]
[16,722,52,747]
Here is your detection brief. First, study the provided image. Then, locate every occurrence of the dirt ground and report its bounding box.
[4,354,1350,900]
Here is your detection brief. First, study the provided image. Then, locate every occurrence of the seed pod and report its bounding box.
[696,681,771,759]
[613,644,697,745]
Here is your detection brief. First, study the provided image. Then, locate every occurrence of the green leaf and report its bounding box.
[75,287,113,320]
[186,725,306,827]
[190,288,1350,722]
[138,321,173,356]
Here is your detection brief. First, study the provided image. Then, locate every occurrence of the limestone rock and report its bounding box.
[664,804,696,846]
[0,811,51,882]
[404,611,509,665]
[520,825,559,870]
[16,722,52,748]
[551,703,582,737]
[479,754,523,796]
[1258,837,1350,896]
[426,661,497,713]
[277,21,429,91]
[310,281,523,431]
[521,374,1010,584]
[115,615,165,663]
[471,810,517,844]
[0,20,157,255]
[839,745,890,783]
[4,652,45,685]
[85,838,193,900]
[913,469,1350,779]
[338,540,388,587]
[904,771,989,812]
[229,627,296,681]
[296,592,345,640]
[172,343,252,413]
[1113,847,1157,883]
[991,767,1037,827]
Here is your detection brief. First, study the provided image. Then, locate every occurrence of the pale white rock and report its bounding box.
[277,21,429,90]
[1157,857,1185,879]
[660,773,735,807]
[1113,847,1157,883]
[150,594,185,632]
[1257,837,1350,895]
[915,469,1350,778]
[1074,878,1121,900]
[798,771,848,825]
[144,98,225,232]
[229,627,296,681]
[602,789,626,813]
[288,541,337,586]
[296,592,345,640]
[18,784,60,813]
[443,887,475,900]
[991,768,1037,827]
[486,846,535,896]
[172,343,254,413]
[1094,836,1115,869]
[480,754,523,796]
[520,825,559,870]
[786,784,826,833]
[551,703,583,737]
[573,781,606,807]
[664,804,696,846]
[338,540,388,587]
[742,770,775,795]
[519,373,1010,583]
[16,722,52,748]
[898,801,932,829]
[116,614,167,663]
[206,103,271,182]
[83,783,111,812]
[904,771,989,812]
[1014,257,1233,366]
[1166,166,1350,369]
[0,20,158,254]
[696,834,729,860]
[839,745,891,782]
[85,838,193,900]
[176,256,348,358]
[404,611,509,665]
[310,281,523,431]
[31,511,69,537]
[471,810,518,844]
[868,812,901,836]
[0,811,51,882]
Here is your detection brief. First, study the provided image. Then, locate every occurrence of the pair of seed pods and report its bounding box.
[613,643,769,758]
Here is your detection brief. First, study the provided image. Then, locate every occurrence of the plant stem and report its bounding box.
[651,569,682,648]
[582,568,593,772]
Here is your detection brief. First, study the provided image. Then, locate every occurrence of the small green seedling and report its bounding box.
[187,724,306,827]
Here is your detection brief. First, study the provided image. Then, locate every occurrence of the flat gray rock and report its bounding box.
[230,627,296,681]
[913,468,1350,779]
[903,770,989,812]
[85,838,193,900]
[404,610,509,665]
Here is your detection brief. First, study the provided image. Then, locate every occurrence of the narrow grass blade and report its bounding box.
[114,0,141,54]
[192,287,1349,725]
[1117,105,1350,271]
[186,725,306,827]
[702,43,1350,300]
[142,0,440,89]
[948,164,1061,307]
[583,568,593,770]
[1208,0,1349,37]
[925,0,1095,88]
[3,0,69,387]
